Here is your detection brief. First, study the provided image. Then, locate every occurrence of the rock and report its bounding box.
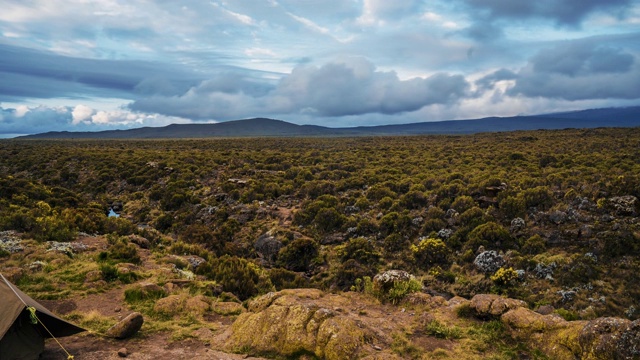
[372,270,415,293]
[501,307,585,359]
[185,255,206,269]
[437,228,453,240]
[533,262,556,279]
[536,305,555,315]
[469,294,527,317]
[579,317,631,359]
[185,295,210,315]
[127,235,150,249]
[473,251,505,274]
[117,348,128,357]
[154,295,185,315]
[510,218,526,233]
[608,195,638,216]
[224,289,367,360]
[211,302,245,316]
[254,234,282,264]
[107,312,144,339]
[617,319,640,359]
[548,210,567,224]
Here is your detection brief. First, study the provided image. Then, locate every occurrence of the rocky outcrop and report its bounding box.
[107,312,144,339]
[469,294,526,317]
[221,289,370,360]
[473,251,505,274]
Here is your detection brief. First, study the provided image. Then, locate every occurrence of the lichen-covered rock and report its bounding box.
[617,319,640,359]
[107,312,144,339]
[224,289,367,360]
[501,307,584,359]
[510,218,525,233]
[211,302,244,316]
[579,317,633,359]
[373,270,414,292]
[473,251,505,274]
[608,195,638,216]
[153,295,185,315]
[469,294,526,317]
[185,295,210,315]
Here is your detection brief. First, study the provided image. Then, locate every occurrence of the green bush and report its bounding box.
[277,238,319,272]
[196,255,274,300]
[411,238,450,268]
[466,222,514,251]
[522,234,546,255]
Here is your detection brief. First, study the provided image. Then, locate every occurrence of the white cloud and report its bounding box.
[71,104,95,124]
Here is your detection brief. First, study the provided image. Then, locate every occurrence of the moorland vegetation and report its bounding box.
[1,127,639,358]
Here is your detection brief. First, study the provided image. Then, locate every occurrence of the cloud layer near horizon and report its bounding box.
[1,0,640,134]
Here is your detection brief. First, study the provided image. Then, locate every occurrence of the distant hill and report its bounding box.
[17,106,640,139]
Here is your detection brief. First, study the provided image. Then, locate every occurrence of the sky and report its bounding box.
[1,0,640,136]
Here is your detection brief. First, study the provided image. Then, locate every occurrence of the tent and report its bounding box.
[0,273,85,360]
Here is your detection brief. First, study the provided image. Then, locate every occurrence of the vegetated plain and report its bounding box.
[1,127,639,358]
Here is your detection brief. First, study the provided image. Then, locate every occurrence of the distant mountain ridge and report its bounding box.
[16,106,640,139]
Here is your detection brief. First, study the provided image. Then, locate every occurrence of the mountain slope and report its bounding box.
[16,106,640,139]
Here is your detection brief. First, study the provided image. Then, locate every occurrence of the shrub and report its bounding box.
[425,320,463,339]
[269,268,310,290]
[277,238,319,272]
[332,259,375,291]
[411,238,450,268]
[490,267,519,287]
[466,222,514,251]
[386,278,423,304]
[522,234,546,255]
[196,255,273,300]
[337,237,381,265]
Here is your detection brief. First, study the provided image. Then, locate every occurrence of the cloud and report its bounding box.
[358,0,421,25]
[0,104,192,135]
[129,57,471,120]
[478,41,640,101]
[458,0,633,26]
[0,44,203,102]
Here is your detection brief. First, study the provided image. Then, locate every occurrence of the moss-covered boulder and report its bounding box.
[470,294,526,317]
[223,289,368,360]
[579,317,640,359]
[501,307,584,359]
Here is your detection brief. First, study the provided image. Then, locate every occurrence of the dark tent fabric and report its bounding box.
[0,273,85,359]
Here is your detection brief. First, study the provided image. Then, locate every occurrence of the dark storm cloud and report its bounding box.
[459,0,633,26]
[129,58,471,120]
[0,44,201,101]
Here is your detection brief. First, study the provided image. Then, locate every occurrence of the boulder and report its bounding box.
[501,307,584,359]
[185,295,210,315]
[469,294,526,317]
[223,289,367,360]
[473,251,505,274]
[579,317,635,359]
[153,295,185,315]
[107,312,144,339]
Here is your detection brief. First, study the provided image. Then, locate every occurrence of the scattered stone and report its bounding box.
[0,231,23,253]
[411,217,423,226]
[510,218,526,233]
[27,261,47,272]
[548,210,567,224]
[185,295,211,316]
[106,312,144,339]
[154,295,185,316]
[608,195,638,216]
[473,251,505,274]
[437,228,453,240]
[533,262,556,280]
[557,290,577,303]
[46,241,88,256]
[117,348,128,357]
[85,270,103,283]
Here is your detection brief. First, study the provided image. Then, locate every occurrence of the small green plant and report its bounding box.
[387,278,422,305]
[424,320,463,339]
